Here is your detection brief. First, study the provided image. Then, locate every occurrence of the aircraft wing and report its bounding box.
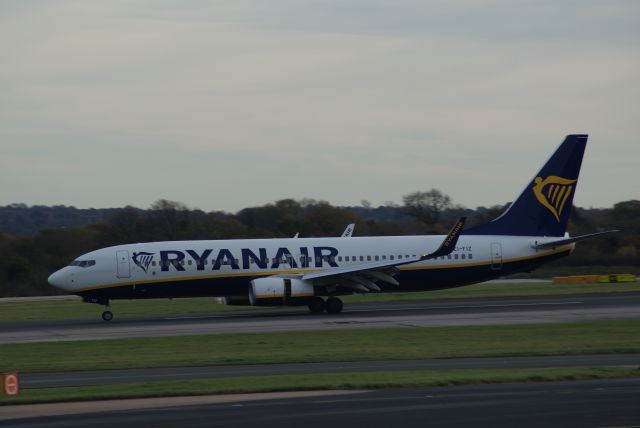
[533,230,618,249]
[300,218,465,292]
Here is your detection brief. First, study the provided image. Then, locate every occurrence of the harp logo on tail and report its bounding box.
[532,176,577,222]
[132,252,154,273]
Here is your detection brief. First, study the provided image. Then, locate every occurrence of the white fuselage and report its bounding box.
[48,235,572,297]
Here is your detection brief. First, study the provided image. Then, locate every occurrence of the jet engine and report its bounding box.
[248,277,315,306]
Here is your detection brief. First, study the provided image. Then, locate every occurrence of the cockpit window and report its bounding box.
[70,260,96,268]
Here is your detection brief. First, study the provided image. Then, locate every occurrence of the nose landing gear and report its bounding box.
[101,309,113,322]
[101,300,113,322]
[81,296,114,322]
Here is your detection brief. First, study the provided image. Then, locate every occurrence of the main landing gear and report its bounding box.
[307,297,343,314]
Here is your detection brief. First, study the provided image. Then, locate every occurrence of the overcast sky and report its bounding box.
[1,1,638,212]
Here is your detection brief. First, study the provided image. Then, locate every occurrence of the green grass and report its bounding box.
[1,366,639,405]
[1,320,639,373]
[511,265,639,279]
[1,281,638,322]
[343,280,640,303]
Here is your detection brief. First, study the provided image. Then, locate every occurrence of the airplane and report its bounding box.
[48,134,616,321]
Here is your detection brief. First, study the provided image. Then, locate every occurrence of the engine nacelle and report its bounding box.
[249,277,315,306]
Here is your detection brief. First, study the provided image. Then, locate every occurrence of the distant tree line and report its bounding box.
[0,193,638,297]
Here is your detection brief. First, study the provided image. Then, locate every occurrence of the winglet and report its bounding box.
[341,223,355,237]
[420,217,466,261]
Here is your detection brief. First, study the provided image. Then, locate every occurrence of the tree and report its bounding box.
[147,199,191,240]
[402,189,452,225]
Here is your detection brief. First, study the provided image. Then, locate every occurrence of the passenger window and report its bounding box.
[367,256,371,261]
[382,255,386,260]
[188,260,193,265]
[360,256,364,261]
[454,254,458,259]
[390,255,394,260]
[469,254,473,259]
[338,256,342,262]
[461,254,466,260]
[447,255,452,259]
[152,261,156,266]
[398,255,402,259]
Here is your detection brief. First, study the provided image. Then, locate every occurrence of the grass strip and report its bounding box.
[343,281,639,303]
[1,320,639,373]
[1,366,639,406]
[1,281,638,322]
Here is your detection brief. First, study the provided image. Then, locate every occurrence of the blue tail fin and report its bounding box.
[464,134,587,237]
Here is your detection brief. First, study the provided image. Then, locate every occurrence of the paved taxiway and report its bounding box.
[1,293,639,344]
[20,353,640,388]
[3,378,640,427]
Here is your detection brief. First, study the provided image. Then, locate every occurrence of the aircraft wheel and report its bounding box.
[308,297,325,313]
[325,297,343,314]
[102,310,113,322]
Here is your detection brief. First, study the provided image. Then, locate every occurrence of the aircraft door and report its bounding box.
[490,242,502,270]
[116,250,131,278]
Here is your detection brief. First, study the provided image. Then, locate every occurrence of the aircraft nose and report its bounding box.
[48,268,71,290]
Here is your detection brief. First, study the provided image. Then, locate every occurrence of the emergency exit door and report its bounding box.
[116,250,131,278]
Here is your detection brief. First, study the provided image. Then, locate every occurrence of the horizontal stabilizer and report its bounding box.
[534,230,618,249]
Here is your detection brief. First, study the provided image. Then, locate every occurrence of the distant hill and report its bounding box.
[0,203,471,237]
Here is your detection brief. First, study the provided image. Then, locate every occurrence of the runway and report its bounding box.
[20,353,640,389]
[1,292,639,344]
[3,378,640,427]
